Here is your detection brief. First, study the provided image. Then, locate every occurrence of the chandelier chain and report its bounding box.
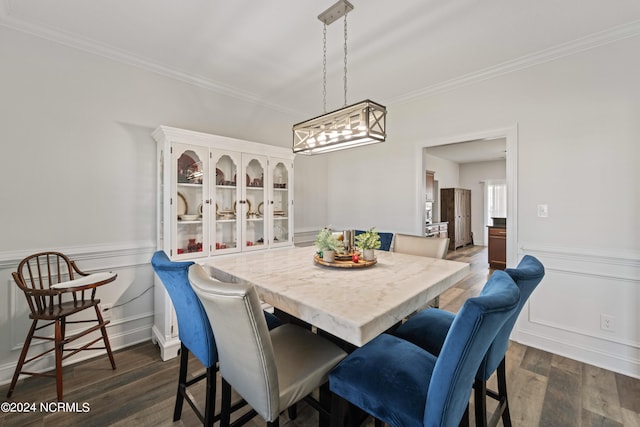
[323,23,327,114]
[343,14,348,107]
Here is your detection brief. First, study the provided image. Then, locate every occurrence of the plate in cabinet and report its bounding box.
[177,192,187,216]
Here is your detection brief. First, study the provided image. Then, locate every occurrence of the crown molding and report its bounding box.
[389,19,640,105]
[2,2,639,112]
[0,1,300,117]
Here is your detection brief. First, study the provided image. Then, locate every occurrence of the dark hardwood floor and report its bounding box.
[1,246,639,426]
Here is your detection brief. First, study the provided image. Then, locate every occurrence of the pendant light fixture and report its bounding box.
[292,0,387,155]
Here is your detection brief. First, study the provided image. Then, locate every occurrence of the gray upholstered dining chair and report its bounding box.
[329,270,521,427]
[189,264,347,427]
[393,255,545,427]
[151,251,282,427]
[393,234,450,259]
[393,234,450,309]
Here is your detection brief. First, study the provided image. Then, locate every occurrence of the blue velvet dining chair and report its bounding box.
[354,229,394,251]
[393,255,545,427]
[151,251,282,427]
[329,270,521,427]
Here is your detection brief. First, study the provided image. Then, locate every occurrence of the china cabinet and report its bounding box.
[152,126,294,360]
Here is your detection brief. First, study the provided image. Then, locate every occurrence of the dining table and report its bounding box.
[202,245,470,347]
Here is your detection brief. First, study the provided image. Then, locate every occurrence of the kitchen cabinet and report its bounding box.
[488,226,507,270]
[152,126,294,359]
[425,222,448,238]
[440,188,472,250]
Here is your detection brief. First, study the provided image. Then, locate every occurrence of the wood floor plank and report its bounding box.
[582,408,624,427]
[508,369,547,427]
[616,372,640,413]
[539,365,582,426]
[582,363,624,423]
[520,346,553,378]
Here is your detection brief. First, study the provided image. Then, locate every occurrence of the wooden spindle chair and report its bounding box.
[7,251,117,401]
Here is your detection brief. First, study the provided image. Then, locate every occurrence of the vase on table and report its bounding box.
[323,250,336,263]
[363,249,375,261]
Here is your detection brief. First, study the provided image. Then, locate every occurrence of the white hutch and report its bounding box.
[152,126,294,360]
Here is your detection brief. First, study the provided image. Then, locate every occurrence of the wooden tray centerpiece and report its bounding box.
[314,228,377,268]
[314,253,377,268]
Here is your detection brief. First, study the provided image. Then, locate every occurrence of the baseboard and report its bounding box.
[514,328,640,380]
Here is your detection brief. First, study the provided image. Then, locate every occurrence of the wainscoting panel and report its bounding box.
[513,245,640,379]
[0,242,156,387]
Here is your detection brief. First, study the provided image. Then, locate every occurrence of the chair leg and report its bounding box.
[318,383,331,427]
[204,366,216,427]
[288,405,298,420]
[173,344,189,421]
[6,320,38,398]
[496,358,512,427]
[330,393,348,427]
[55,318,64,401]
[474,378,488,427]
[95,305,116,369]
[221,378,232,427]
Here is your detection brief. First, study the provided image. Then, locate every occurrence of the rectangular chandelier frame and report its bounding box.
[292,100,387,155]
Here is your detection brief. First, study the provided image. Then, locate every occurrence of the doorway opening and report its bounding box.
[416,126,518,267]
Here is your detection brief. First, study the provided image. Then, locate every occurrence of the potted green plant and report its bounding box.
[315,228,344,262]
[355,227,381,261]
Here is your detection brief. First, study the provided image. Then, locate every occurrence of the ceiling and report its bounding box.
[426,138,506,164]
[2,0,640,119]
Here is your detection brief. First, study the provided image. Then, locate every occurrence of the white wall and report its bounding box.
[0,26,329,383]
[423,152,460,190]
[327,35,640,377]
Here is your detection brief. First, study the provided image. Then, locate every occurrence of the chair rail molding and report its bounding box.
[0,240,156,270]
[514,244,640,379]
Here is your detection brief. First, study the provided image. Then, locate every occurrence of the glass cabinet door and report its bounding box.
[212,151,242,254]
[172,143,208,259]
[270,158,292,247]
[242,154,267,251]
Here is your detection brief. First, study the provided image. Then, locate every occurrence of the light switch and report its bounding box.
[537,204,549,218]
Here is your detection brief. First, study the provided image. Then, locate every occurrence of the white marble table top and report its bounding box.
[203,246,469,347]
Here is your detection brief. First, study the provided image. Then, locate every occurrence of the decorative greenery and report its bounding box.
[315,228,344,253]
[355,227,381,250]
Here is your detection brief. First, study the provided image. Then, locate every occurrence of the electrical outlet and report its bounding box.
[600,314,615,332]
[101,303,113,321]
